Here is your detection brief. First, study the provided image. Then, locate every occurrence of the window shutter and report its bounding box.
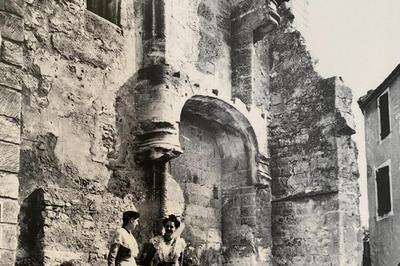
[379,92,390,139]
[376,165,391,217]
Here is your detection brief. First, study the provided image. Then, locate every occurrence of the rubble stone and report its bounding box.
[1,40,23,66]
[268,18,362,265]
[0,63,21,90]
[0,11,23,42]
[4,0,24,17]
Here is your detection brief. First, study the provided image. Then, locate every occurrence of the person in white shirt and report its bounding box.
[142,214,186,266]
[108,210,140,266]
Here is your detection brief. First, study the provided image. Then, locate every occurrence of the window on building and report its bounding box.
[86,0,121,25]
[376,165,392,218]
[378,91,390,140]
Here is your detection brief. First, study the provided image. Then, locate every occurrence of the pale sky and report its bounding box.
[304,0,400,226]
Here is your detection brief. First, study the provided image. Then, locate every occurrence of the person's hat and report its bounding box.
[162,214,181,228]
[123,210,140,223]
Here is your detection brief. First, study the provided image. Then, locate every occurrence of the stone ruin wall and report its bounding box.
[1,0,147,264]
[0,0,363,265]
[0,0,264,265]
[267,19,363,265]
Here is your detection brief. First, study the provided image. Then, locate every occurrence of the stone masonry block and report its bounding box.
[0,198,19,223]
[0,86,20,118]
[241,216,257,227]
[241,205,257,217]
[0,223,18,249]
[1,40,23,66]
[0,171,18,199]
[185,205,219,228]
[187,193,211,207]
[0,116,20,143]
[0,63,22,90]
[240,186,255,194]
[0,141,19,173]
[207,228,222,244]
[5,0,23,17]
[240,193,256,206]
[185,204,216,218]
[0,250,16,265]
[51,32,111,69]
[0,11,24,42]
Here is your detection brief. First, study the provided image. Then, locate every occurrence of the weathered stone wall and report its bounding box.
[17,0,151,264]
[16,0,271,265]
[0,0,24,264]
[165,0,231,99]
[1,0,363,265]
[171,117,223,265]
[230,0,278,107]
[268,18,362,265]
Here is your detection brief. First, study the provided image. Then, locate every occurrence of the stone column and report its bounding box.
[134,0,187,223]
[0,1,24,263]
[255,154,273,264]
[133,67,186,223]
[334,78,363,264]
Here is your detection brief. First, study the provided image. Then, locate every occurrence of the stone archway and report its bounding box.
[169,96,270,265]
[132,66,272,265]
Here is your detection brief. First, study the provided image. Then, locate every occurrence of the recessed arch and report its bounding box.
[170,95,263,265]
[178,95,260,186]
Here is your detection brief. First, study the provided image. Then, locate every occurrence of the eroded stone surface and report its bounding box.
[0,63,22,89]
[0,11,23,41]
[0,172,19,199]
[1,39,23,66]
[268,17,362,265]
[0,141,19,173]
[0,1,362,265]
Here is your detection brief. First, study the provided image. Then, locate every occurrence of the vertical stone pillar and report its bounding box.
[0,1,24,263]
[255,155,272,264]
[135,0,188,236]
[266,8,363,262]
[231,0,280,105]
[334,78,363,264]
[269,76,362,265]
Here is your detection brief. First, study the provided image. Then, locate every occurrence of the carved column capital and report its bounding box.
[133,65,184,162]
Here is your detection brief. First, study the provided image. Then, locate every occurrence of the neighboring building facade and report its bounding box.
[359,64,400,266]
[0,0,361,265]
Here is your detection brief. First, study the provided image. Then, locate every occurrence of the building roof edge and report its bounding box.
[358,64,400,111]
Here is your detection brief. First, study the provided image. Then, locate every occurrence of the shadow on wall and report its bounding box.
[109,72,167,244]
[16,189,45,265]
[107,73,140,199]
